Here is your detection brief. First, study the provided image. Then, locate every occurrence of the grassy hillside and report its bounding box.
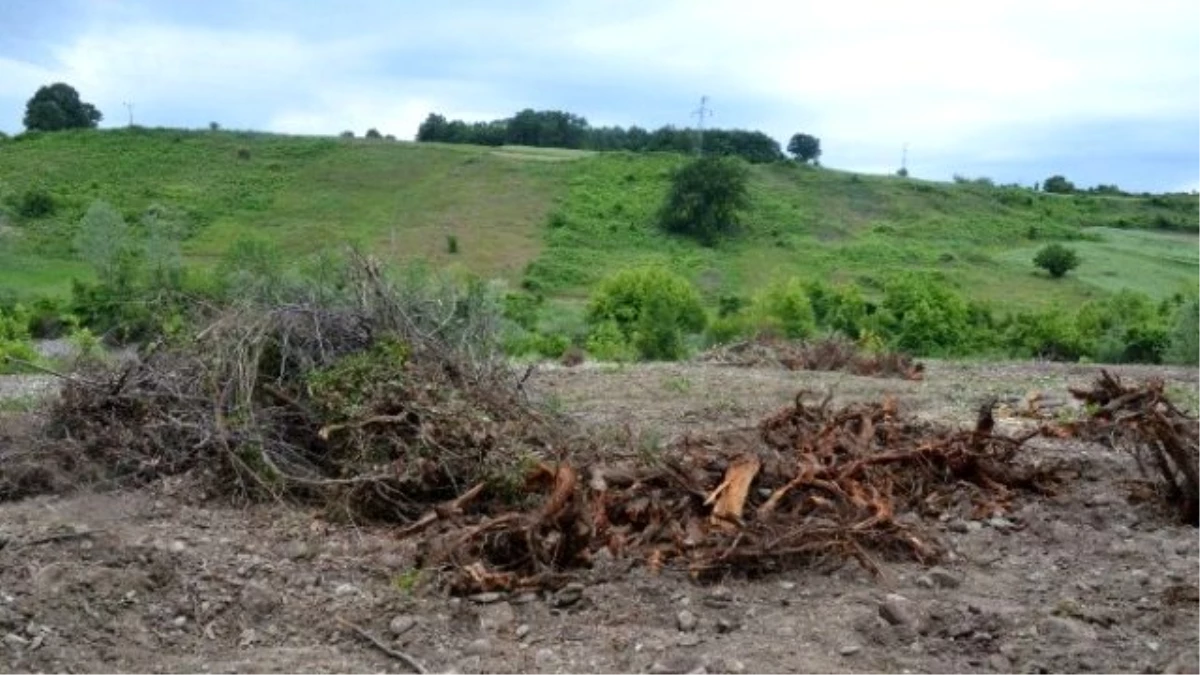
[0,128,1195,313]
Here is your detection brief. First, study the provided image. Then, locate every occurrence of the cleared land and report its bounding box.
[0,360,1195,673]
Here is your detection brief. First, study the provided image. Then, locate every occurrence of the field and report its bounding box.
[1,129,1195,313]
[0,359,1196,673]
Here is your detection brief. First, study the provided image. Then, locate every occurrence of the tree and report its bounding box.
[1033,243,1080,278]
[365,128,382,140]
[787,133,821,164]
[658,156,750,246]
[23,83,102,132]
[1042,175,1075,194]
[339,130,354,139]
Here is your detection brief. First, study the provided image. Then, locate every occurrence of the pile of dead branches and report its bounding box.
[416,392,1061,593]
[12,255,576,518]
[697,335,924,381]
[1067,370,1198,525]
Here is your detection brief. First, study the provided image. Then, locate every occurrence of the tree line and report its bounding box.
[415,109,791,164]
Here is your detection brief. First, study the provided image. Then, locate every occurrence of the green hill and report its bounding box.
[0,127,1195,313]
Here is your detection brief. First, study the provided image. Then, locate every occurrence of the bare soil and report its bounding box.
[0,361,1197,674]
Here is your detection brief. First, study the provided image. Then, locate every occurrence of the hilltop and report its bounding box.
[0,127,1195,312]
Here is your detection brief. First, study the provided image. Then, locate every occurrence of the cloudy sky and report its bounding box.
[1,0,1197,192]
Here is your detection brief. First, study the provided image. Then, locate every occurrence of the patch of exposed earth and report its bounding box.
[0,360,1196,673]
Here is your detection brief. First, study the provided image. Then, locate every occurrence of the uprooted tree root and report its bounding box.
[418,392,1064,594]
[1066,370,1199,526]
[697,335,925,381]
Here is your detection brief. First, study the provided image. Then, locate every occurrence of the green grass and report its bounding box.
[0,128,1195,315]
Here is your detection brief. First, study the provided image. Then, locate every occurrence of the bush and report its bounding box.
[586,268,704,361]
[585,321,637,362]
[1043,175,1075,194]
[0,305,39,373]
[749,278,816,340]
[1033,243,1080,278]
[1075,290,1170,363]
[804,280,867,338]
[874,274,971,355]
[1002,311,1088,361]
[1165,294,1199,365]
[658,156,750,245]
[15,186,56,218]
[446,234,459,254]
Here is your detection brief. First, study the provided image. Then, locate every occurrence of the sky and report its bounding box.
[1,0,1197,192]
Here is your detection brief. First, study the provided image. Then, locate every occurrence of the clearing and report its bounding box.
[0,360,1196,674]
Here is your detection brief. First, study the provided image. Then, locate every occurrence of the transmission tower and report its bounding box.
[691,95,713,156]
[123,101,135,127]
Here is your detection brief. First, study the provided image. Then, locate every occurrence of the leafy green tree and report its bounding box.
[586,267,706,360]
[1166,293,1199,365]
[1042,175,1075,194]
[875,274,972,354]
[75,201,136,283]
[1033,243,1080,278]
[787,133,821,164]
[658,156,750,245]
[365,128,382,139]
[751,278,816,339]
[23,83,102,132]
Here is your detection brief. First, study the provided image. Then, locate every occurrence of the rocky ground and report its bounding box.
[0,359,1196,673]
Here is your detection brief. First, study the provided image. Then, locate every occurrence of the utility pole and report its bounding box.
[691,95,712,156]
[123,101,134,127]
[901,142,909,172]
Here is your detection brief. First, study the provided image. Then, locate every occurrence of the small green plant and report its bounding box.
[446,234,459,254]
[1033,243,1081,278]
[236,147,251,160]
[662,375,692,394]
[750,277,816,339]
[391,568,423,594]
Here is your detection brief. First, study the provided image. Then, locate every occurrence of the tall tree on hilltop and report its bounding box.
[24,83,102,132]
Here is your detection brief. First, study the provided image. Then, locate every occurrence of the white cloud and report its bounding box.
[0,0,1194,189]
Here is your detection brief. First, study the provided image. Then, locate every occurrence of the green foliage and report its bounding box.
[804,280,867,338]
[215,235,286,301]
[585,321,637,362]
[586,267,706,345]
[23,83,102,132]
[1033,243,1081,278]
[1165,294,1199,365]
[658,156,750,246]
[365,128,382,140]
[446,234,459,254]
[0,305,39,373]
[875,273,972,355]
[306,339,410,420]
[14,185,56,218]
[75,201,136,282]
[1075,290,1169,363]
[749,277,817,339]
[633,291,691,360]
[1043,175,1076,194]
[1002,311,1089,361]
[787,133,821,164]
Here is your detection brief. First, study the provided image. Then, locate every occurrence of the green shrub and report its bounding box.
[658,156,750,245]
[585,321,637,362]
[749,277,816,339]
[586,268,706,352]
[1033,243,1080,278]
[15,185,56,218]
[1002,311,1088,361]
[632,291,690,360]
[1165,294,1199,365]
[446,234,459,254]
[874,273,971,355]
[804,280,867,338]
[0,305,39,373]
[1075,290,1169,363]
[215,235,285,302]
[705,313,752,346]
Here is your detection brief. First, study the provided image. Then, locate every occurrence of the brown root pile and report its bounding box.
[419,392,1062,593]
[1067,370,1199,525]
[697,335,924,380]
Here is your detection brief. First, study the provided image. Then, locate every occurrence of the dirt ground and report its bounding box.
[0,360,1197,674]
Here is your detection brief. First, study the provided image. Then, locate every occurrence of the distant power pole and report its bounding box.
[901,142,909,172]
[691,95,713,156]
[123,101,134,127]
